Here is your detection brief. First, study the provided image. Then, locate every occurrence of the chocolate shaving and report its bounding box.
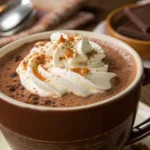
[26,94,40,105]
[14,55,21,61]
[8,85,16,92]
[10,72,18,77]
[32,95,39,101]
[44,100,52,105]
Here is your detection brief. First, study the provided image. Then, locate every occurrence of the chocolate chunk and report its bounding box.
[26,94,39,105]
[9,85,16,92]
[40,99,54,106]
[44,100,52,105]
[10,72,17,77]
[124,7,148,33]
[14,55,21,61]
[116,4,150,40]
[32,95,39,101]
[117,22,150,40]
[28,94,38,98]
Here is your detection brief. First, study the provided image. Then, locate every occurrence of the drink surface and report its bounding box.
[0,35,136,107]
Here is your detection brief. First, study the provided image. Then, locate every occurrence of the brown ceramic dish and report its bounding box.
[106,3,150,59]
[0,30,150,150]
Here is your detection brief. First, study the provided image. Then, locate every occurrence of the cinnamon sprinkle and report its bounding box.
[10,72,17,77]
[33,54,47,81]
[37,54,46,65]
[22,61,27,70]
[68,35,74,42]
[35,41,48,47]
[65,48,74,59]
[58,35,66,43]
[33,69,47,81]
[41,65,48,71]
[28,98,33,104]
[71,68,90,76]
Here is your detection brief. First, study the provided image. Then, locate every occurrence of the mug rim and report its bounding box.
[0,30,143,111]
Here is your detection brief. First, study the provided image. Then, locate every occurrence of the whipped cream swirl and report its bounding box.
[16,32,116,97]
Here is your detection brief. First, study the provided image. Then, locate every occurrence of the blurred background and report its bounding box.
[0,0,138,44]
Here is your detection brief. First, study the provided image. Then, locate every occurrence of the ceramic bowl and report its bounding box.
[106,3,150,59]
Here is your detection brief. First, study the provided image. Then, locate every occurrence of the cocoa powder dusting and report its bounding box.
[10,72,17,77]
[33,69,47,81]
[65,48,74,59]
[71,68,90,76]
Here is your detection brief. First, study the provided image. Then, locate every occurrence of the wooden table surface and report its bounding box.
[0,0,150,106]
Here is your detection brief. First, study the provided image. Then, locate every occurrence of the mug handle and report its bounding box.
[126,117,150,145]
[126,68,150,145]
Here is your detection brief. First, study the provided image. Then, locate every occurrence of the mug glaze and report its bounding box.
[0,31,144,150]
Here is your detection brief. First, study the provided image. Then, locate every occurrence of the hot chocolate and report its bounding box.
[0,32,136,107]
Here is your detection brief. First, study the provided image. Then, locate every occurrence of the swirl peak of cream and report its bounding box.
[16,32,116,97]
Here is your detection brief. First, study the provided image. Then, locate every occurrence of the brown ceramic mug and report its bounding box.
[0,30,149,150]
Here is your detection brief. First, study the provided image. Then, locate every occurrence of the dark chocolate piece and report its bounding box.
[14,55,21,61]
[10,72,17,77]
[124,7,148,33]
[8,85,16,92]
[44,100,52,105]
[117,21,150,40]
[116,4,150,40]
